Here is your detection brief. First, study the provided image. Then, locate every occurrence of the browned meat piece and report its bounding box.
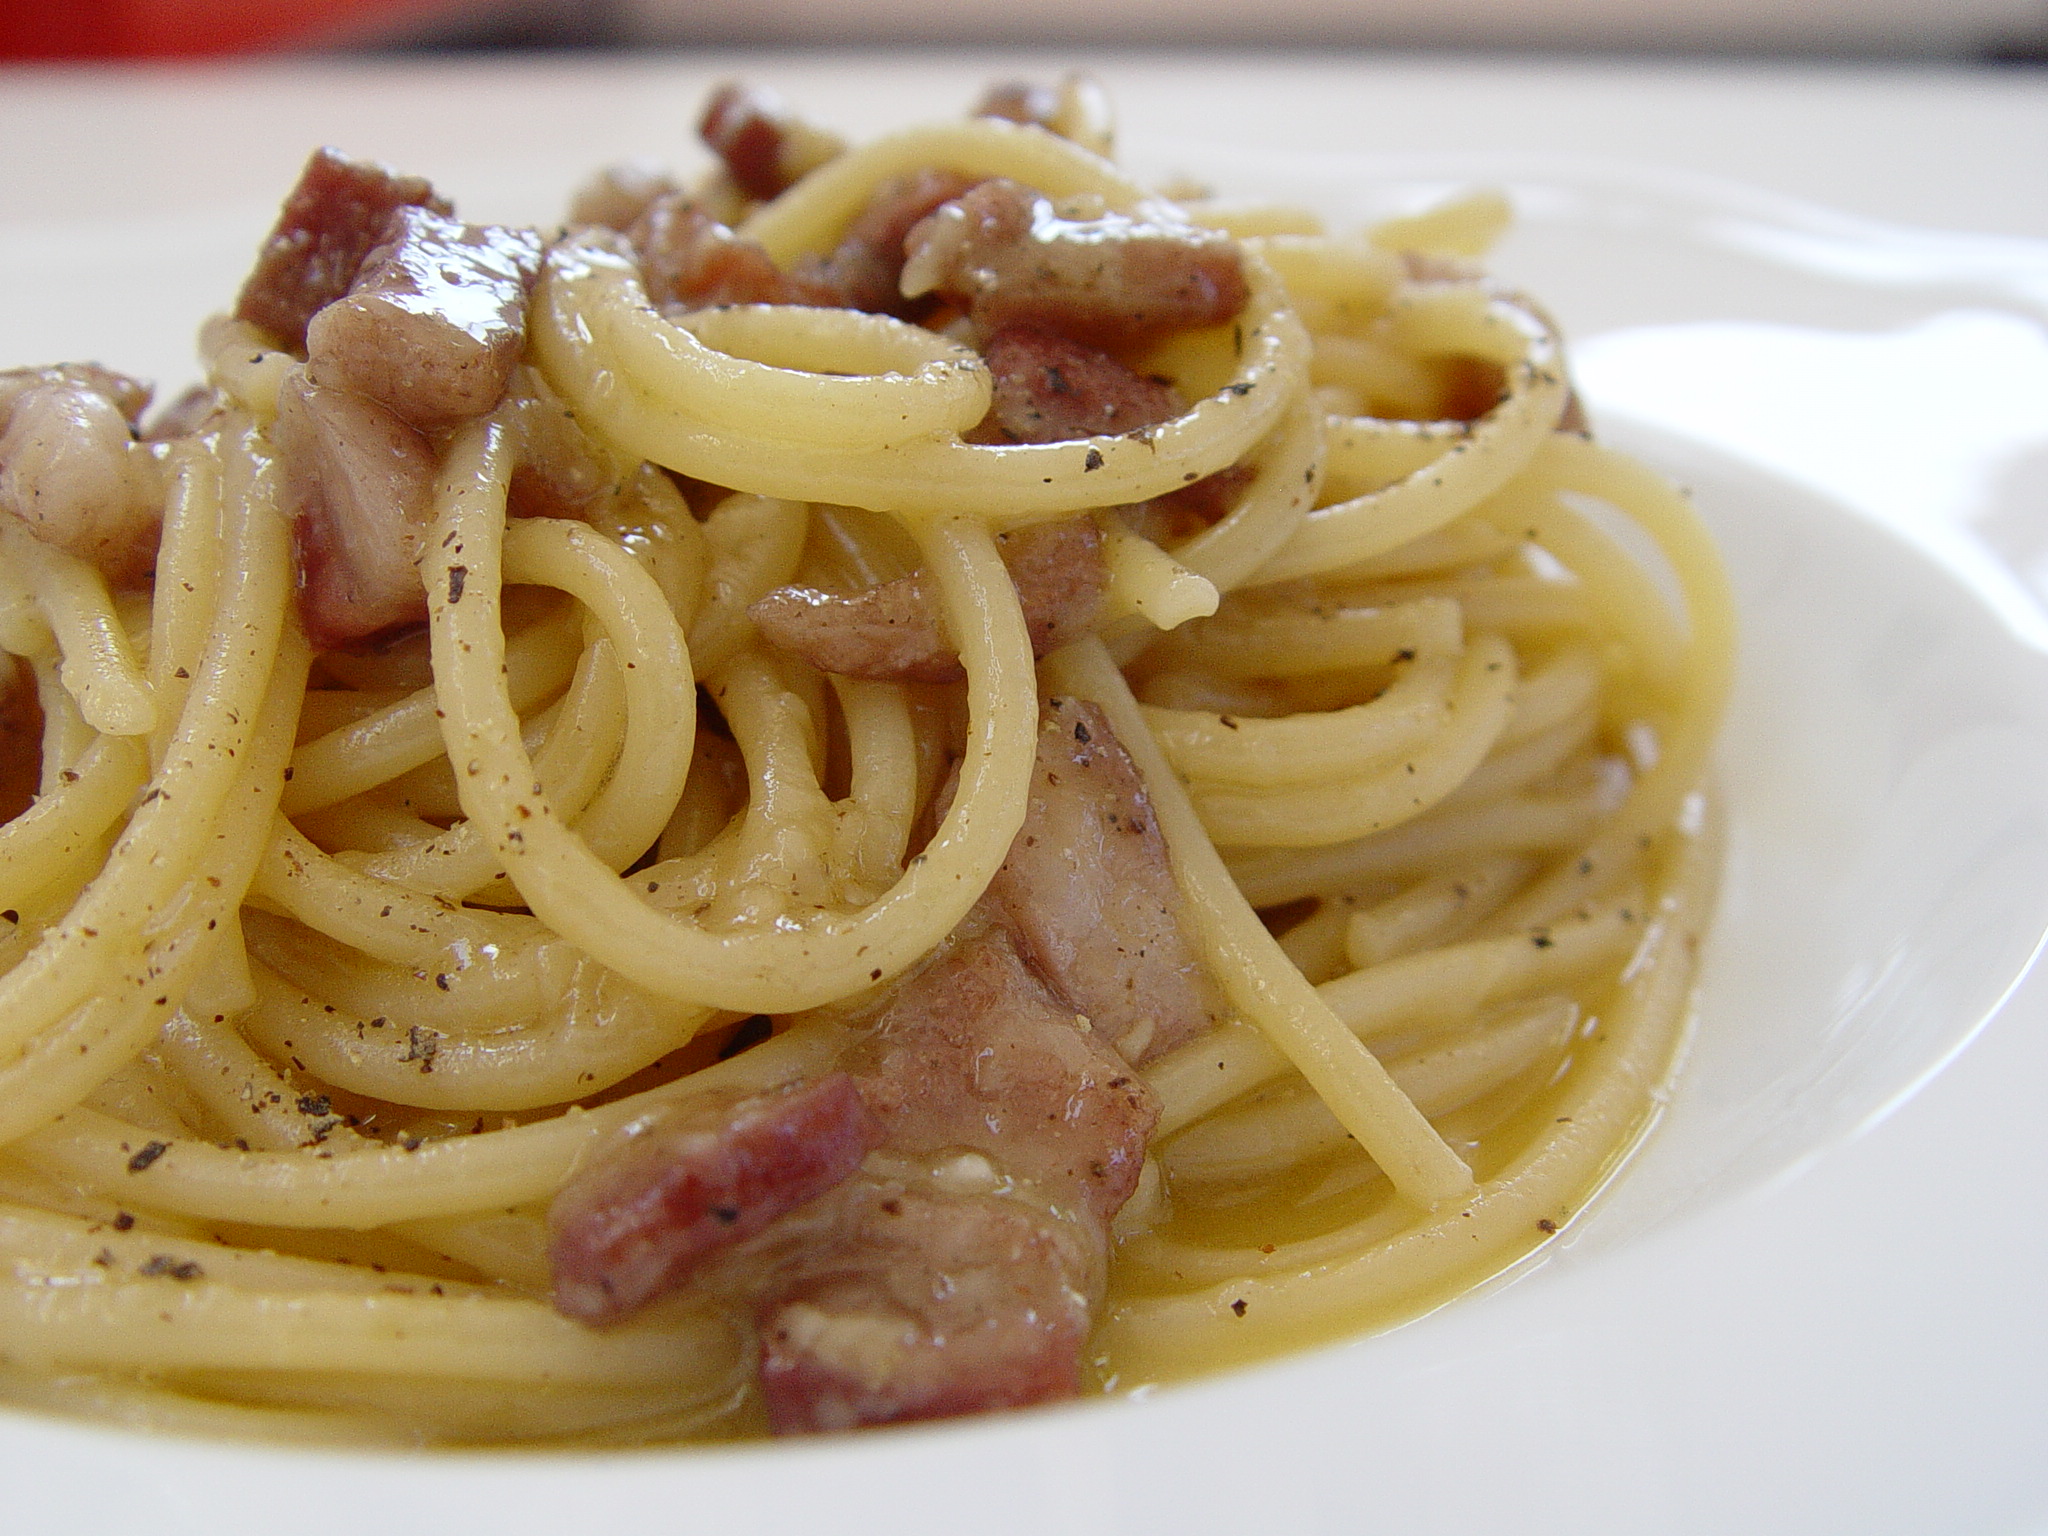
[273,369,437,650]
[499,369,614,522]
[699,82,845,204]
[793,169,980,316]
[0,363,150,427]
[700,83,793,202]
[852,924,1157,1219]
[628,194,837,312]
[971,80,1061,131]
[567,160,682,232]
[751,923,1157,1431]
[235,148,452,350]
[903,178,1248,348]
[748,517,1105,684]
[0,372,163,587]
[142,384,220,443]
[305,207,542,431]
[989,698,1223,1064]
[756,1184,1096,1433]
[545,706,1215,1435]
[1118,462,1256,545]
[549,1073,882,1326]
[974,326,1183,445]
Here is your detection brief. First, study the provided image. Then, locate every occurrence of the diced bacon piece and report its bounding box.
[142,384,220,444]
[499,367,613,522]
[902,178,1248,348]
[1119,462,1256,545]
[0,363,150,427]
[749,923,1155,1432]
[972,80,1061,131]
[748,517,1105,684]
[990,516,1110,658]
[989,699,1223,1064]
[974,326,1183,445]
[549,1073,882,1326]
[854,923,1158,1219]
[794,169,981,317]
[273,369,437,649]
[699,83,844,204]
[567,160,682,232]
[628,194,837,312]
[544,709,1216,1435]
[305,207,542,431]
[0,374,164,587]
[756,1186,1094,1433]
[235,148,452,350]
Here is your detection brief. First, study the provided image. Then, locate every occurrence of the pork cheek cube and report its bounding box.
[549,1073,882,1326]
[989,699,1224,1064]
[0,377,164,589]
[1118,462,1256,545]
[567,160,683,233]
[971,80,1062,131]
[747,573,953,684]
[756,1187,1094,1433]
[628,194,837,311]
[698,82,843,205]
[0,363,151,428]
[975,326,1183,444]
[853,925,1157,1221]
[235,148,453,350]
[794,169,981,316]
[699,82,798,203]
[306,208,543,430]
[754,924,1154,1433]
[904,178,1249,348]
[274,370,438,649]
[748,517,1105,685]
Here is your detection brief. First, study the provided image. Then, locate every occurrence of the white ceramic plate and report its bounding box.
[5,87,2048,1536]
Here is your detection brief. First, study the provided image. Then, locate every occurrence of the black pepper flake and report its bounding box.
[401,1025,442,1072]
[1230,1298,1248,1317]
[1082,448,1105,472]
[140,1254,204,1281]
[1536,1219,1558,1234]
[113,1211,135,1231]
[711,1205,742,1225]
[447,565,468,603]
[126,1141,169,1173]
[1532,933,1554,949]
[296,1094,331,1117]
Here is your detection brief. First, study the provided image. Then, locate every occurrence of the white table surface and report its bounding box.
[1,51,2044,1535]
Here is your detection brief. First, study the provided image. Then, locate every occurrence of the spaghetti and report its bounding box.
[0,78,1732,1444]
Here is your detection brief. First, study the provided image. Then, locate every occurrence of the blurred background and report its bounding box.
[6,0,2048,59]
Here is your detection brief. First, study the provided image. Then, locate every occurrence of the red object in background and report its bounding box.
[0,0,454,57]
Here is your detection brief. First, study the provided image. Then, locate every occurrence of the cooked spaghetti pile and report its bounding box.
[0,77,1731,1444]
